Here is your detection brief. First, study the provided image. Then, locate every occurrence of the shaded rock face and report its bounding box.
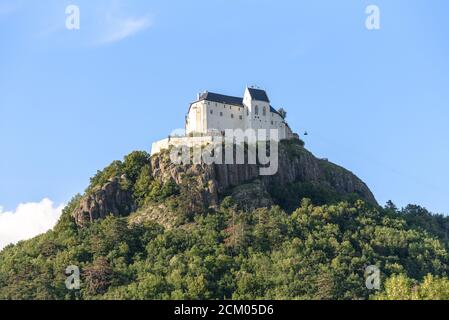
[73,177,136,226]
[230,180,274,211]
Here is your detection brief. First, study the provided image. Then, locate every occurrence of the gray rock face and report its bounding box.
[73,177,136,226]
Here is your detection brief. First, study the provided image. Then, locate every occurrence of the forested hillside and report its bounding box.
[1,143,448,300]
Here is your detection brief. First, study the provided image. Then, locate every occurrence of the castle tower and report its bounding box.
[243,87,271,132]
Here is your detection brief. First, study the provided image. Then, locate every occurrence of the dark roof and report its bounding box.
[198,92,243,106]
[193,90,281,117]
[247,88,270,102]
[270,106,282,117]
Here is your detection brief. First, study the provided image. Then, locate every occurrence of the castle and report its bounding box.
[151,87,296,156]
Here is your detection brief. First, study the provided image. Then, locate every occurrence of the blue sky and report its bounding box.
[1,0,449,216]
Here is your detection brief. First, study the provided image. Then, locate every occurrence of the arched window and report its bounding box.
[263,106,266,116]
[255,105,259,115]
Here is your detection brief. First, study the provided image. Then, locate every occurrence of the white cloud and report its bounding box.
[93,0,152,45]
[98,15,152,45]
[0,199,65,251]
[25,0,152,45]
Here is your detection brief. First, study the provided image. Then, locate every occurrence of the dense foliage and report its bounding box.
[1,199,448,299]
[1,151,448,300]
[373,274,449,300]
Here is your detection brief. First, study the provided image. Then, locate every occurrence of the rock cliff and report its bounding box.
[73,140,377,226]
[147,141,377,206]
[73,177,136,226]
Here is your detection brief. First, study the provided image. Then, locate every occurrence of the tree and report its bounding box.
[83,257,113,295]
[123,151,151,182]
[278,108,287,119]
[374,274,449,300]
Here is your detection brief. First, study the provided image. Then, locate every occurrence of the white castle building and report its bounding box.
[151,87,296,156]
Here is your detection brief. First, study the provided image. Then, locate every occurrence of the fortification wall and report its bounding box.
[151,136,216,156]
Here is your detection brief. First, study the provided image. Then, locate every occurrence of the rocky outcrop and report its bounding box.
[148,141,377,208]
[73,140,377,226]
[73,177,136,226]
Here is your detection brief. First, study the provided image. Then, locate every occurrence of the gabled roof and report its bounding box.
[192,90,282,117]
[247,88,270,103]
[198,92,243,106]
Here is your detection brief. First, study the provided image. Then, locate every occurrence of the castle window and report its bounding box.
[263,106,266,116]
[247,109,249,116]
[210,110,213,115]
[231,114,234,118]
[255,106,259,115]
[239,115,243,120]
[271,121,274,125]
[220,112,223,117]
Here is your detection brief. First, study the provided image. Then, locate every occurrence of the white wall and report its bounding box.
[185,90,294,140]
[151,136,216,156]
[186,101,207,135]
[205,101,245,133]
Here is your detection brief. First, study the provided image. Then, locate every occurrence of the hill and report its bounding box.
[1,140,448,300]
